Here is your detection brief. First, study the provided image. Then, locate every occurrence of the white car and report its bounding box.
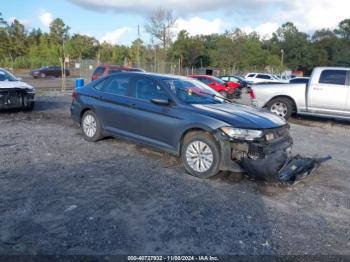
[0,68,35,110]
[245,73,288,84]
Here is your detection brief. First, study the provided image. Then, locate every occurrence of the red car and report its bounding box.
[189,75,241,98]
[92,64,144,81]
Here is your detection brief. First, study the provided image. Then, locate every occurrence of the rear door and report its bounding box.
[308,69,349,115]
[96,75,135,134]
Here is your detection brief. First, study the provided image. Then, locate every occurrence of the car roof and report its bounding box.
[109,71,195,81]
[189,75,211,77]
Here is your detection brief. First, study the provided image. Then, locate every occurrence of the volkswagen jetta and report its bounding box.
[71,72,329,182]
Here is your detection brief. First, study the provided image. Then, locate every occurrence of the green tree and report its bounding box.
[66,34,99,60]
[335,19,350,39]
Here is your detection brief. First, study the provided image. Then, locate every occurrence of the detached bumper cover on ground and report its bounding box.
[217,125,331,183]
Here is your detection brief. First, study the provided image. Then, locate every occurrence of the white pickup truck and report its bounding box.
[251,67,350,120]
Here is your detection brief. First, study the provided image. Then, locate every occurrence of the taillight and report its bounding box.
[249,88,256,99]
[72,91,78,101]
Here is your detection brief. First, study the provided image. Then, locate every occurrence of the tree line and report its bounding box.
[0,10,349,73]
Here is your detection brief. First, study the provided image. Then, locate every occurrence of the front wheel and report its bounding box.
[81,110,103,142]
[266,97,293,120]
[40,72,46,78]
[181,131,221,179]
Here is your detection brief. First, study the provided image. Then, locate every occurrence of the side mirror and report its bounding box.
[151,98,170,106]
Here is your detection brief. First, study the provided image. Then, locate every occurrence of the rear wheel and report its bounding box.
[81,110,103,142]
[266,97,293,120]
[181,131,221,179]
[219,91,227,98]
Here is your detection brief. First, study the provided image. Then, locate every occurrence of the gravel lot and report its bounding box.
[0,78,350,256]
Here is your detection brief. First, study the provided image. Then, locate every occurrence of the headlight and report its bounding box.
[220,127,263,141]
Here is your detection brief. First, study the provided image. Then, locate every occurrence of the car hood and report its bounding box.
[0,80,34,90]
[192,102,286,129]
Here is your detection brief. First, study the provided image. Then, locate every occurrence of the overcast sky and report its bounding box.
[3,0,350,45]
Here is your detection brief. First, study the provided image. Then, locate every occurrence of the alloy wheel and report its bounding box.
[82,114,97,138]
[270,102,288,118]
[185,141,214,172]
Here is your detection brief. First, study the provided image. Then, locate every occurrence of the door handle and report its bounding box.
[313,87,323,91]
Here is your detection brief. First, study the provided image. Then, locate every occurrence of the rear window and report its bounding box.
[93,67,105,76]
[108,69,122,74]
[256,74,272,80]
[220,76,229,81]
[290,78,309,84]
[319,70,347,85]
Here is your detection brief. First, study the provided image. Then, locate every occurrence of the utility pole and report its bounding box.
[136,25,140,68]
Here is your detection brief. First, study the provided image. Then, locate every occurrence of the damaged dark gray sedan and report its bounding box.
[71,72,329,182]
[0,68,35,111]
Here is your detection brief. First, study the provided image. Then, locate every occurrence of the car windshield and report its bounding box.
[0,69,18,81]
[163,78,225,104]
[211,76,226,85]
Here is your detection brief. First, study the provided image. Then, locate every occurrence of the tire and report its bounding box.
[40,72,46,78]
[219,91,227,98]
[181,131,221,179]
[266,97,293,120]
[24,102,35,111]
[81,110,103,142]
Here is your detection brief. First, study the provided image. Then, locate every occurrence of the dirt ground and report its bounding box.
[0,78,350,256]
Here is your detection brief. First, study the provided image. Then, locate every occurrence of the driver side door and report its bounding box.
[126,76,181,152]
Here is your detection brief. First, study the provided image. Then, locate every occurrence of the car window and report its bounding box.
[100,76,130,96]
[0,70,17,81]
[200,77,212,85]
[133,78,168,101]
[108,69,122,74]
[290,78,309,84]
[319,70,347,85]
[94,67,105,76]
[229,77,239,82]
[221,76,229,81]
[256,74,272,80]
[247,74,256,78]
[93,78,109,91]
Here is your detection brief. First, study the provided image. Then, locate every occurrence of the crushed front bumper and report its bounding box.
[216,125,331,183]
[0,88,35,110]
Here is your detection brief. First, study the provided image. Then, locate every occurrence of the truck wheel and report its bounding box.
[266,97,293,120]
[181,131,221,179]
[81,110,103,142]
